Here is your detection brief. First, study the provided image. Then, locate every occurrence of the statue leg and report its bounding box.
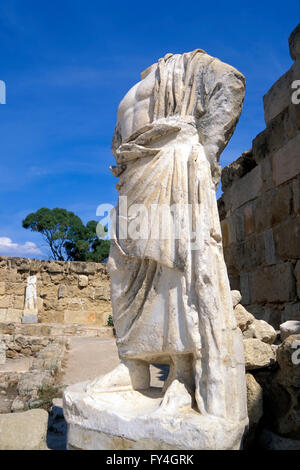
[86,359,150,394]
[162,354,194,393]
[157,354,195,413]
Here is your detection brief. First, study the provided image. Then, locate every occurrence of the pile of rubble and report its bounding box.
[0,334,69,413]
[232,290,300,449]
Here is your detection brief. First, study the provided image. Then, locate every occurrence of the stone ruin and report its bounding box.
[0,24,300,451]
[219,23,300,330]
[0,257,111,325]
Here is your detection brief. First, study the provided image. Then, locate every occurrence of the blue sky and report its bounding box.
[0,0,299,258]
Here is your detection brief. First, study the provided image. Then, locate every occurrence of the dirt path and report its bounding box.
[59,337,168,388]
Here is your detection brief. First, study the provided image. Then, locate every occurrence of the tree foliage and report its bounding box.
[22,208,110,262]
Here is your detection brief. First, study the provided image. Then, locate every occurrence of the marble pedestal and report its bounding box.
[63,381,248,450]
[22,311,38,324]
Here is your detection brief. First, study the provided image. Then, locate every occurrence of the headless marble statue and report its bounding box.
[87,49,247,420]
[64,50,248,450]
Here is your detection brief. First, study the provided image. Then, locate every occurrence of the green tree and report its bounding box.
[22,207,110,262]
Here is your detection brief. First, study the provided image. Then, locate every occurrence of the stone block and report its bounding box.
[22,314,38,324]
[0,308,23,323]
[46,262,65,273]
[5,282,26,295]
[244,204,255,237]
[70,262,97,275]
[221,149,256,191]
[14,259,31,272]
[252,129,270,163]
[231,235,265,273]
[64,310,97,324]
[253,107,296,164]
[260,157,274,192]
[233,208,245,242]
[234,304,254,331]
[222,165,263,213]
[273,216,300,260]
[221,220,230,247]
[231,290,242,308]
[94,286,110,301]
[17,370,55,399]
[0,295,11,309]
[248,319,277,344]
[40,285,58,298]
[0,309,8,322]
[250,263,296,303]
[243,304,265,320]
[228,275,240,292]
[0,409,49,449]
[284,103,300,138]
[78,275,89,288]
[12,295,25,310]
[272,134,300,187]
[282,302,300,323]
[280,320,300,341]
[243,338,276,370]
[263,67,293,126]
[246,373,263,433]
[64,381,248,450]
[295,261,300,298]
[0,282,5,295]
[240,272,251,305]
[263,229,276,265]
[263,109,291,157]
[293,175,300,214]
[254,184,293,233]
[254,304,283,328]
[95,310,110,325]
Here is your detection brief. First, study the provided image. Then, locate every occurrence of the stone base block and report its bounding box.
[63,381,248,450]
[22,314,38,324]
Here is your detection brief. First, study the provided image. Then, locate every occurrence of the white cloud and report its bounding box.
[0,237,42,256]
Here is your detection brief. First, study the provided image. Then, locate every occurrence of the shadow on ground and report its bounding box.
[47,405,67,450]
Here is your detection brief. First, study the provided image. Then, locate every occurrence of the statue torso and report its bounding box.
[117,66,157,142]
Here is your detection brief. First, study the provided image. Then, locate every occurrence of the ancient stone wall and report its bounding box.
[0,257,111,326]
[218,25,300,328]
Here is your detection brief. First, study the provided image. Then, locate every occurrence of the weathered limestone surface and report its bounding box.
[0,409,49,450]
[0,340,6,365]
[280,320,300,341]
[0,321,114,339]
[1,333,52,359]
[243,338,276,370]
[234,304,254,331]
[64,382,246,450]
[218,24,300,329]
[247,319,277,344]
[0,257,111,325]
[64,50,248,450]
